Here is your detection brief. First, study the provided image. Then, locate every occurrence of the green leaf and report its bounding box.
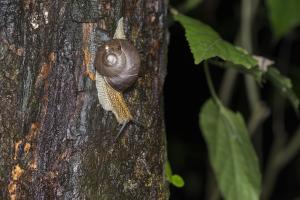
[171,175,185,188]
[173,12,257,68]
[267,0,300,39]
[165,161,185,188]
[178,0,203,12]
[209,60,263,83]
[165,161,173,180]
[266,67,299,110]
[200,99,261,200]
[289,67,300,98]
[209,57,299,110]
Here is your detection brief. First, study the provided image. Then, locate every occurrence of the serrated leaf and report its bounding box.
[210,60,263,83]
[267,0,300,39]
[200,99,261,200]
[173,13,257,68]
[230,64,263,83]
[266,67,299,110]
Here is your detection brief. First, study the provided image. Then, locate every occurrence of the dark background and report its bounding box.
[164,0,300,199]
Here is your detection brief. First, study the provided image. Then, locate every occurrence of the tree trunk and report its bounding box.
[0,0,169,199]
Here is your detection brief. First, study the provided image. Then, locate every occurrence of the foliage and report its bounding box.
[172,11,299,110]
[200,99,261,200]
[266,67,299,111]
[267,0,300,39]
[172,11,257,68]
[166,161,185,188]
[169,7,300,200]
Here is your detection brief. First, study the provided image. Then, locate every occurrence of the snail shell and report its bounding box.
[94,39,140,92]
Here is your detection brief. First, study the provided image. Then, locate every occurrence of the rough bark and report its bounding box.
[0,0,169,199]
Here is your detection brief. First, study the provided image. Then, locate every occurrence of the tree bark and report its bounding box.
[0,0,169,199]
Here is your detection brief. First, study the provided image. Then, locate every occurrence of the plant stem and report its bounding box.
[239,0,270,138]
[219,69,238,105]
[204,61,221,106]
[262,126,300,200]
[262,36,295,200]
[206,1,260,199]
[240,0,261,108]
[245,76,259,110]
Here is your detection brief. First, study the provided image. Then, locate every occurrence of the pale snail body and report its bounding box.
[94,18,141,137]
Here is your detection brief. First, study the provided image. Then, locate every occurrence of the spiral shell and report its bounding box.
[94,39,140,92]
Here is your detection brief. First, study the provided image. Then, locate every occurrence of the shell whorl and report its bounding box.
[94,39,140,92]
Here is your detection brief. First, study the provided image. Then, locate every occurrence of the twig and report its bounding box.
[262,125,300,200]
[261,33,296,199]
[219,68,238,106]
[204,61,222,107]
[207,0,261,199]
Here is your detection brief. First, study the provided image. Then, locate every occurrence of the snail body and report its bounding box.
[94,18,140,136]
[94,39,140,92]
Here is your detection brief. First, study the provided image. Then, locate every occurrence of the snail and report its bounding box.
[94,17,141,139]
[94,39,140,92]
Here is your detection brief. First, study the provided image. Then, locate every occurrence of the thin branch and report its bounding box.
[219,69,238,105]
[262,34,296,200]
[204,61,222,107]
[262,125,300,200]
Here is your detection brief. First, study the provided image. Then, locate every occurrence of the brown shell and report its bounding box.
[94,39,140,92]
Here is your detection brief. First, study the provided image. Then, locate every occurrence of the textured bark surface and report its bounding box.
[0,0,168,199]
